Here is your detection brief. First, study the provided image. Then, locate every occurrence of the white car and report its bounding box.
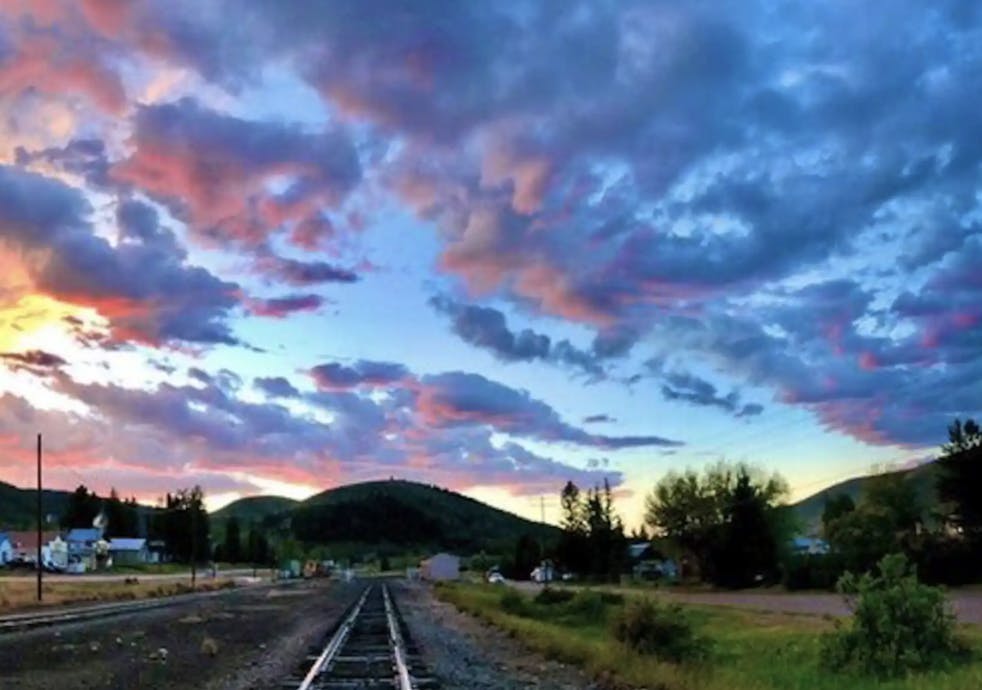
[487,572,505,584]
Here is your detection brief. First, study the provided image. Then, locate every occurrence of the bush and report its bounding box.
[611,597,710,663]
[821,553,965,677]
[499,589,531,616]
[533,587,575,606]
[782,553,843,591]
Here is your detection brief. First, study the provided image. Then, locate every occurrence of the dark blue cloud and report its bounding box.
[429,295,605,379]
[310,360,410,390]
[254,376,301,399]
[418,371,681,449]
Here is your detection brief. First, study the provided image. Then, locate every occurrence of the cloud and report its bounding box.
[253,252,359,286]
[254,376,300,399]
[112,97,361,250]
[416,371,681,449]
[248,293,324,318]
[310,360,410,391]
[430,295,605,379]
[0,167,241,346]
[583,414,615,424]
[0,349,67,375]
[652,368,764,418]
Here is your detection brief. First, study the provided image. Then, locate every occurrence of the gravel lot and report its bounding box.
[396,581,598,690]
[0,579,361,689]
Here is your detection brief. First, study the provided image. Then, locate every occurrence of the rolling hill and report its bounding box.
[211,495,298,523]
[216,479,560,554]
[0,480,75,529]
[791,460,940,532]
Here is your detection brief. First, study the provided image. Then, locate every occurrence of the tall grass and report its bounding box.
[435,583,982,690]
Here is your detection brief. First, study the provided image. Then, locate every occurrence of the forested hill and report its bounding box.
[0,480,74,529]
[218,479,560,553]
[211,495,298,523]
[791,461,939,531]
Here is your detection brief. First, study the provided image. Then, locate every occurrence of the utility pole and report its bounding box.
[190,504,197,590]
[36,433,42,603]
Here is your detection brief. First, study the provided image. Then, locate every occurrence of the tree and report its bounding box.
[824,474,923,575]
[151,486,210,563]
[710,470,784,588]
[645,463,788,584]
[938,417,982,544]
[512,533,541,580]
[224,517,242,563]
[105,488,139,537]
[557,479,627,581]
[247,523,269,565]
[942,418,982,456]
[62,485,101,529]
[822,494,856,535]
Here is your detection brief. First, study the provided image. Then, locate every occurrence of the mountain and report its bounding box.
[211,495,298,523]
[217,479,560,554]
[0,480,74,529]
[791,461,940,532]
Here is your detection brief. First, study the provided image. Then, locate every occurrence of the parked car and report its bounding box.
[487,572,505,584]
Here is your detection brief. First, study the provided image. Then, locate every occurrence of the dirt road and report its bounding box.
[513,581,982,624]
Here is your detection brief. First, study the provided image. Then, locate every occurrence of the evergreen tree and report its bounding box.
[224,517,242,563]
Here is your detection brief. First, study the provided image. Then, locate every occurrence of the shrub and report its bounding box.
[611,597,710,663]
[782,553,843,591]
[499,589,531,616]
[821,553,965,677]
[533,587,575,606]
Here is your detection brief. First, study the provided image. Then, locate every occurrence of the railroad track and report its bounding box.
[290,583,435,689]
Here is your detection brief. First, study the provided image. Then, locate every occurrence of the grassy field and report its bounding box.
[435,583,982,690]
[0,578,235,612]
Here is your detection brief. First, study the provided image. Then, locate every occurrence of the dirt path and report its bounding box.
[396,581,597,690]
[0,578,361,689]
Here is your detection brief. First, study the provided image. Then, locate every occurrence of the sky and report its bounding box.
[0,0,979,526]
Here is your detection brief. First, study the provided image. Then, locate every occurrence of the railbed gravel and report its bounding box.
[395,581,599,690]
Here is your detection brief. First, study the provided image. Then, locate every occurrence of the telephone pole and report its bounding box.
[36,433,42,602]
[190,505,197,590]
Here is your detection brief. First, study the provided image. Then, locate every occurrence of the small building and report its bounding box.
[0,532,12,565]
[108,538,150,566]
[420,553,460,581]
[627,542,678,581]
[531,560,555,583]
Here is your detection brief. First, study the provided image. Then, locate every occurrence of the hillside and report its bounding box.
[219,479,560,554]
[0,480,74,529]
[792,461,940,532]
[211,495,298,523]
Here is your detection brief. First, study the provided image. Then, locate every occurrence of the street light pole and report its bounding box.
[36,433,42,603]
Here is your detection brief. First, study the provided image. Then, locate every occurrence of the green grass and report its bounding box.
[435,583,982,690]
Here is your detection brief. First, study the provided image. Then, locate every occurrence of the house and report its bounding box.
[419,553,459,581]
[531,560,555,583]
[8,531,62,563]
[0,532,12,565]
[67,527,109,569]
[108,538,150,566]
[627,542,678,581]
[790,536,830,555]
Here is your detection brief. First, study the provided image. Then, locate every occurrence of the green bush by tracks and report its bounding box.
[821,553,968,677]
[612,597,711,663]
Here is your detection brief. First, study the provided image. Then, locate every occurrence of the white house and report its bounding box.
[420,553,460,581]
[0,532,12,565]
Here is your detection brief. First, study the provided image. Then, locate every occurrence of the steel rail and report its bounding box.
[383,584,414,690]
[297,585,372,690]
